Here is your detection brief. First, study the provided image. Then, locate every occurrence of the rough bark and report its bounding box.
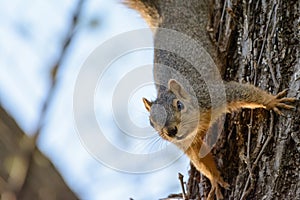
[169,0,300,199]
[0,106,78,200]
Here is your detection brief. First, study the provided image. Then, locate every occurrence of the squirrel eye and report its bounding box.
[176,100,184,111]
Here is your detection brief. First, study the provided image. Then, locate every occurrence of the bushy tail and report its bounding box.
[124,0,160,28]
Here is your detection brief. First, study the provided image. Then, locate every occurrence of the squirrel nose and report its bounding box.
[167,126,178,137]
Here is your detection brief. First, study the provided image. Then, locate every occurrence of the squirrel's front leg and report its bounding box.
[263,89,296,115]
[185,141,229,200]
[225,82,296,114]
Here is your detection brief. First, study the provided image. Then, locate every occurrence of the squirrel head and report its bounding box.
[143,79,199,143]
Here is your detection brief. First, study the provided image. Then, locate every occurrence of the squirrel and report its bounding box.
[125,0,296,199]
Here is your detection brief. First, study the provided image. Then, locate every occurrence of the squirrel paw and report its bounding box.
[219,179,230,190]
[207,180,230,200]
[207,185,223,200]
[266,89,296,115]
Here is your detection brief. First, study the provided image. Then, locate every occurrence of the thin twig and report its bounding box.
[13,0,85,197]
[246,110,253,165]
[178,173,187,200]
[217,0,227,48]
[266,3,279,88]
[245,110,254,183]
[240,5,278,198]
[253,112,274,166]
[240,112,275,200]
[240,2,278,199]
[187,163,201,200]
[256,2,277,67]
[34,0,84,140]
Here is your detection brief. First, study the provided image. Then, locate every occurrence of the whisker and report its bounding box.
[158,138,169,151]
[133,134,162,154]
[149,136,162,153]
[132,135,157,152]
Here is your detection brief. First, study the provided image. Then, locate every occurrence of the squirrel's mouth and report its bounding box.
[174,127,198,142]
[175,134,186,140]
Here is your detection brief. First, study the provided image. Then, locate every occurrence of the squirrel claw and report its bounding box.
[278,97,297,103]
[273,107,284,116]
[207,186,223,200]
[275,89,289,98]
[267,90,297,115]
[207,180,230,200]
[219,180,230,190]
[277,102,296,110]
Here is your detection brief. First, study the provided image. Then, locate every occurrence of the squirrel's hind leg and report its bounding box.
[207,180,225,200]
[218,178,230,190]
[207,183,217,200]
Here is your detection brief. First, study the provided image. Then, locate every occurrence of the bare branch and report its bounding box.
[178,173,187,200]
[11,0,86,197]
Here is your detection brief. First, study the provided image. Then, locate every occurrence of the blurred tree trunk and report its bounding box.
[172,0,299,199]
[0,106,78,200]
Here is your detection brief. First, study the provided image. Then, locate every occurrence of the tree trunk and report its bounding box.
[0,106,78,200]
[178,0,299,199]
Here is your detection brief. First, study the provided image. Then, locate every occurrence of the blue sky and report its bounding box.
[0,0,190,199]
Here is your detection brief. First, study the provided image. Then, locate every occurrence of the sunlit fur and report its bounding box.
[127,1,296,199]
[145,85,230,197]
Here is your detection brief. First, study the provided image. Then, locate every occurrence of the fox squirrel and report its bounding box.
[125,0,296,199]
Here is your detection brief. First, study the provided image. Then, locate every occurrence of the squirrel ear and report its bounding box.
[142,98,152,112]
[168,79,190,100]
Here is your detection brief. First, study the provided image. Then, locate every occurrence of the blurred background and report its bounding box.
[0,0,190,199]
